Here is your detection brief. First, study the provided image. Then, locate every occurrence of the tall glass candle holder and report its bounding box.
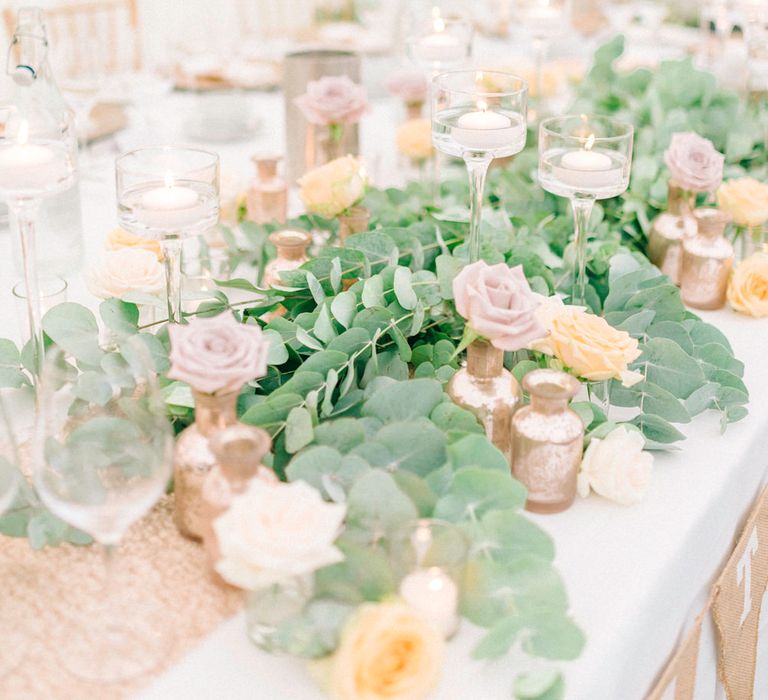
[0,116,76,374]
[432,70,527,261]
[405,5,474,73]
[116,147,220,324]
[538,115,633,304]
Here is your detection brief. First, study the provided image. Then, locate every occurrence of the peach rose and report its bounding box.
[577,426,653,505]
[298,155,367,218]
[106,227,162,260]
[727,252,768,317]
[328,601,444,700]
[453,261,545,351]
[717,177,768,228]
[396,119,433,161]
[547,307,643,386]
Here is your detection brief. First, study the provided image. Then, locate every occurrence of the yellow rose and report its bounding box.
[396,119,433,161]
[548,308,642,386]
[106,227,163,260]
[298,155,367,219]
[328,601,444,700]
[727,252,768,317]
[717,177,768,227]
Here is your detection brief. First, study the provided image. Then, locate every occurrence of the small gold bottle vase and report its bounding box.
[202,424,273,584]
[173,388,239,540]
[245,155,288,225]
[647,181,696,285]
[337,206,371,244]
[263,229,313,287]
[511,369,584,514]
[446,340,521,464]
[680,207,733,310]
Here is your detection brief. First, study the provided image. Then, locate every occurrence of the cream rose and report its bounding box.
[396,119,433,161]
[105,227,163,259]
[453,261,545,351]
[728,252,768,317]
[168,313,270,394]
[87,247,165,299]
[717,177,768,228]
[213,478,346,590]
[298,155,367,219]
[328,601,444,700]
[577,426,653,505]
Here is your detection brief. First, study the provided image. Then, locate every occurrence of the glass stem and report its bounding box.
[13,199,44,378]
[161,235,183,324]
[533,36,546,117]
[570,194,595,305]
[464,153,493,263]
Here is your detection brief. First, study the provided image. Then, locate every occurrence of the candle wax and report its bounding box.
[399,567,459,637]
[136,183,204,231]
[551,148,624,191]
[0,142,63,192]
[451,109,516,150]
[417,32,464,63]
[559,149,612,171]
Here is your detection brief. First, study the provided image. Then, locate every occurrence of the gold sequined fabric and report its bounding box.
[0,495,243,700]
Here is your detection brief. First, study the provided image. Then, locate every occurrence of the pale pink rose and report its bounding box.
[168,313,269,394]
[453,261,545,351]
[385,69,428,104]
[294,76,368,127]
[664,132,724,193]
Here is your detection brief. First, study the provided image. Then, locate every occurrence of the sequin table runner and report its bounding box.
[0,496,243,699]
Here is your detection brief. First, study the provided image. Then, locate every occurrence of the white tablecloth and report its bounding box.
[3,82,766,700]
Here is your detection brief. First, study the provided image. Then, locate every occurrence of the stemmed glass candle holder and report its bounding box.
[116,147,220,324]
[405,5,474,73]
[0,116,76,374]
[538,115,633,304]
[432,70,527,261]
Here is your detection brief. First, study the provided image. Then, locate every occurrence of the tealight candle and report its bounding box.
[451,101,517,150]
[0,121,64,192]
[415,15,464,63]
[551,136,623,190]
[136,173,204,230]
[399,566,459,637]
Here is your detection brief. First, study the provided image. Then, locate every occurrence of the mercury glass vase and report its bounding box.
[647,181,697,285]
[446,340,521,464]
[511,369,584,514]
[173,388,239,540]
[680,207,733,310]
[337,206,371,244]
[201,424,273,585]
[263,229,313,287]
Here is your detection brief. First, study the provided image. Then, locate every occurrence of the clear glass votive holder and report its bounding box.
[12,275,67,343]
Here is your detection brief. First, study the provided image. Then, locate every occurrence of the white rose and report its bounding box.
[577,426,653,506]
[213,478,346,590]
[87,248,165,299]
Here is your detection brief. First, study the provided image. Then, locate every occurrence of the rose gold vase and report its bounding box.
[680,207,733,310]
[173,389,239,540]
[245,155,287,225]
[337,206,371,244]
[511,369,583,514]
[263,229,313,287]
[202,424,273,585]
[647,181,697,285]
[446,340,521,464]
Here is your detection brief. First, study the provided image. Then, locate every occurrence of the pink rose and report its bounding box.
[294,76,368,127]
[168,313,269,394]
[663,132,724,193]
[385,69,428,104]
[453,261,545,351]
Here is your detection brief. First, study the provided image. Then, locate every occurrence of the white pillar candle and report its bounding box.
[451,102,516,150]
[399,567,459,637]
[136,174,204,230]
[0,121,64,192]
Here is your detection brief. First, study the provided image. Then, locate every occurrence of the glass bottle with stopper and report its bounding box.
[680,207,733,310]
[647,181,697,285]
[246,155,287,225]
[263,229,312,287]
[538,115,633,305]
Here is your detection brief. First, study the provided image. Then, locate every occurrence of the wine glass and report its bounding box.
[0,396,27,678]
[115,147,220,324]
[0,111,77,375]
[432,70,528,261]
[538,114,634,305]
[515,0,570,118]
[33,337,174,683]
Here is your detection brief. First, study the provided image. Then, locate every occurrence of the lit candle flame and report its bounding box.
[18,120,29,146]
[477,100,488,112]
[433,16,445,32]
[427,567,447,591]
[164,172,174,188]
[585,134,595,151]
